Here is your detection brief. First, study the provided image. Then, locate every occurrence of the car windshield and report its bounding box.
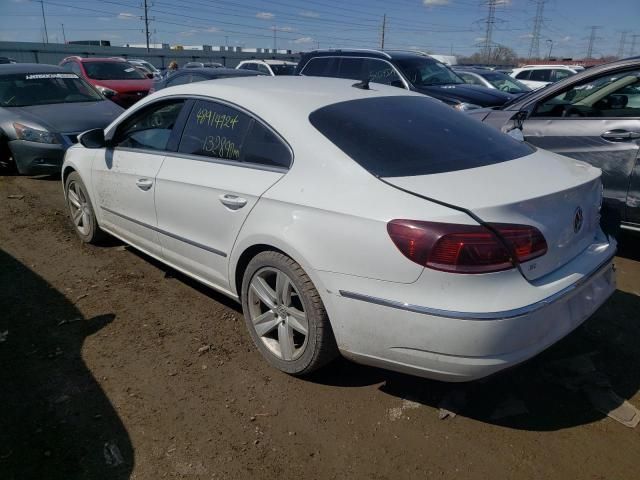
[395,57,464,86]
[482,72,531,93]
[310,96,534,177]
[270,64,296,75]
[84,62,147,80]
[0,72,103,107]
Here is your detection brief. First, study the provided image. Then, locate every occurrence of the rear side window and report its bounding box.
[301,57,333,76]
[337,58,365,80]
[515,70,530,80]
[309,96,534,177]
[179,100,252,161]
[178,100,291,168]
[529,69,551,82]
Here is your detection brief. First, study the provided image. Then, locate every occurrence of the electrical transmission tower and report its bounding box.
[617,31,629,58]
[528,0,546,60]
[481,0,497,62]
[630,34,640,57]
[586,26,602,59]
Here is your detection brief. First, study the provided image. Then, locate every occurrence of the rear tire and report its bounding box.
[241,251,338,376]
[64,172,106,244]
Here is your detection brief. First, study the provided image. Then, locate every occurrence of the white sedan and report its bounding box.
[61,76,616,382]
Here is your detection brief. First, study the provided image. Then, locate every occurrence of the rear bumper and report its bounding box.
[9,139,66,175]
[327,258,616,382]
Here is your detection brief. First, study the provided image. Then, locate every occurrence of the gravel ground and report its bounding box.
[1,173,639,480]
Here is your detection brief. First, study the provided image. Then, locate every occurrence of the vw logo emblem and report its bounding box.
[573,207,584,233]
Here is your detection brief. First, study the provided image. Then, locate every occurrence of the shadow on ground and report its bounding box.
[309,288,640,431]
[0,249,133,479]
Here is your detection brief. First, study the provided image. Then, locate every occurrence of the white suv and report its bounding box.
[510,65,580,90]
[236,59,297,76]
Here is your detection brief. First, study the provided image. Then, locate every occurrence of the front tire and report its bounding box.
[64,172,106,244]
[241,251,338,376]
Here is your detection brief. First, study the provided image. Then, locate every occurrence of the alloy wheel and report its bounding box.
[247,267,309,361]
[67,180,91,236]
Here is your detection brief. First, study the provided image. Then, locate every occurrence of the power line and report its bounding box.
[528,0,545,59]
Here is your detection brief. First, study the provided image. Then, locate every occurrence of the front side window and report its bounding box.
[309,96,534,177]
[0,72,102,107]
[270,64,295,76]
[529,69,551,82]
[114,100,184,150]
[365,59,403,87]
[83,61,147,80]
[257,64,271,75]
[552,69,574,82]
[338,58,365,80]
[482,72,531,93]
[395,57,464,86]
[532,69,640,118]
[458,72,485,86]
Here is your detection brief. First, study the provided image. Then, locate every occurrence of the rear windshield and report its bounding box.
[309,96,534,177]
[0,72,102,107]
[84,62,146,80]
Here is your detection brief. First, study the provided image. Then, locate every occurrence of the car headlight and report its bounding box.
[453,102,482,111]
[13,122,60,144]
[94,85,118,98]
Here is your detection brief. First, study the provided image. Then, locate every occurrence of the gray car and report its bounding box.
[468,57,640,234]
[0,64,124,175]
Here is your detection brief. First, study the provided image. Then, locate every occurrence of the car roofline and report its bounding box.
[303,48,392,59]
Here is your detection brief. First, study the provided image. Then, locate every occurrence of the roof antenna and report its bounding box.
[352,77,371,90]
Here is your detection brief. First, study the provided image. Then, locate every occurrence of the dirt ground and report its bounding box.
[1,173,639,480]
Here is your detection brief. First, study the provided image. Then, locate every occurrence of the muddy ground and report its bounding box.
[1,173,639,480]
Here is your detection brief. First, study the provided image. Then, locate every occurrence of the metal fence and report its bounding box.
[0,41,300,69]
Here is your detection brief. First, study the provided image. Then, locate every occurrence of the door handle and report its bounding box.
[219,194,247,210]
[601,130,640,142]
[136,178,153,191]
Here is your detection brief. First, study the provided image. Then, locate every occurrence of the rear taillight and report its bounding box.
[387,220,547,274]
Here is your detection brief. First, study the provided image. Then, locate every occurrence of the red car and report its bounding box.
[59,57,153,108]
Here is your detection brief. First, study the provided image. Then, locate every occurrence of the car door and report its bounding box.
[154,99,291,291]
[522,67,640,223]
[92,99,187,256]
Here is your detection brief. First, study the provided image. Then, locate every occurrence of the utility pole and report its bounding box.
[617,31,628,58]
[528,0,545,59]
[630,34,640,57]
[143,0,151,52]
[586,26,602,59]
[272,26,277,51]
[61,23,66,44]
[482,0,497,63]
[39,1,49,44]
[381,14,386,50]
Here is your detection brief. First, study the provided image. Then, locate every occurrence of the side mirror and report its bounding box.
[146,72,154,79]
[78,128,106,149]
[390,80,405,89]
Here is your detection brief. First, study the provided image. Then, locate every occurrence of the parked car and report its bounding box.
[61,76,615,381]
[454,67,532,96]
[510,65,579,90]
[0,57,17,64]
[0,63,123,174]
[236,59,296,76]
[295,49,516,110]
[149,67,264,93]
[184,62,223,69]
[128,59,162,78]
[468,56,640,234]
[59,56,153,108]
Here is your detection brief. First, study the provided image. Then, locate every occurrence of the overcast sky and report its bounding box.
[1,0,639,58]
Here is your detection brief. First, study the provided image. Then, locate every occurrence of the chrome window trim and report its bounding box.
[339,255,615,321]
[100,205,227,257]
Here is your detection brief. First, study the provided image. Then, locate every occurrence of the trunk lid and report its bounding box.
[383,149,604,281]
